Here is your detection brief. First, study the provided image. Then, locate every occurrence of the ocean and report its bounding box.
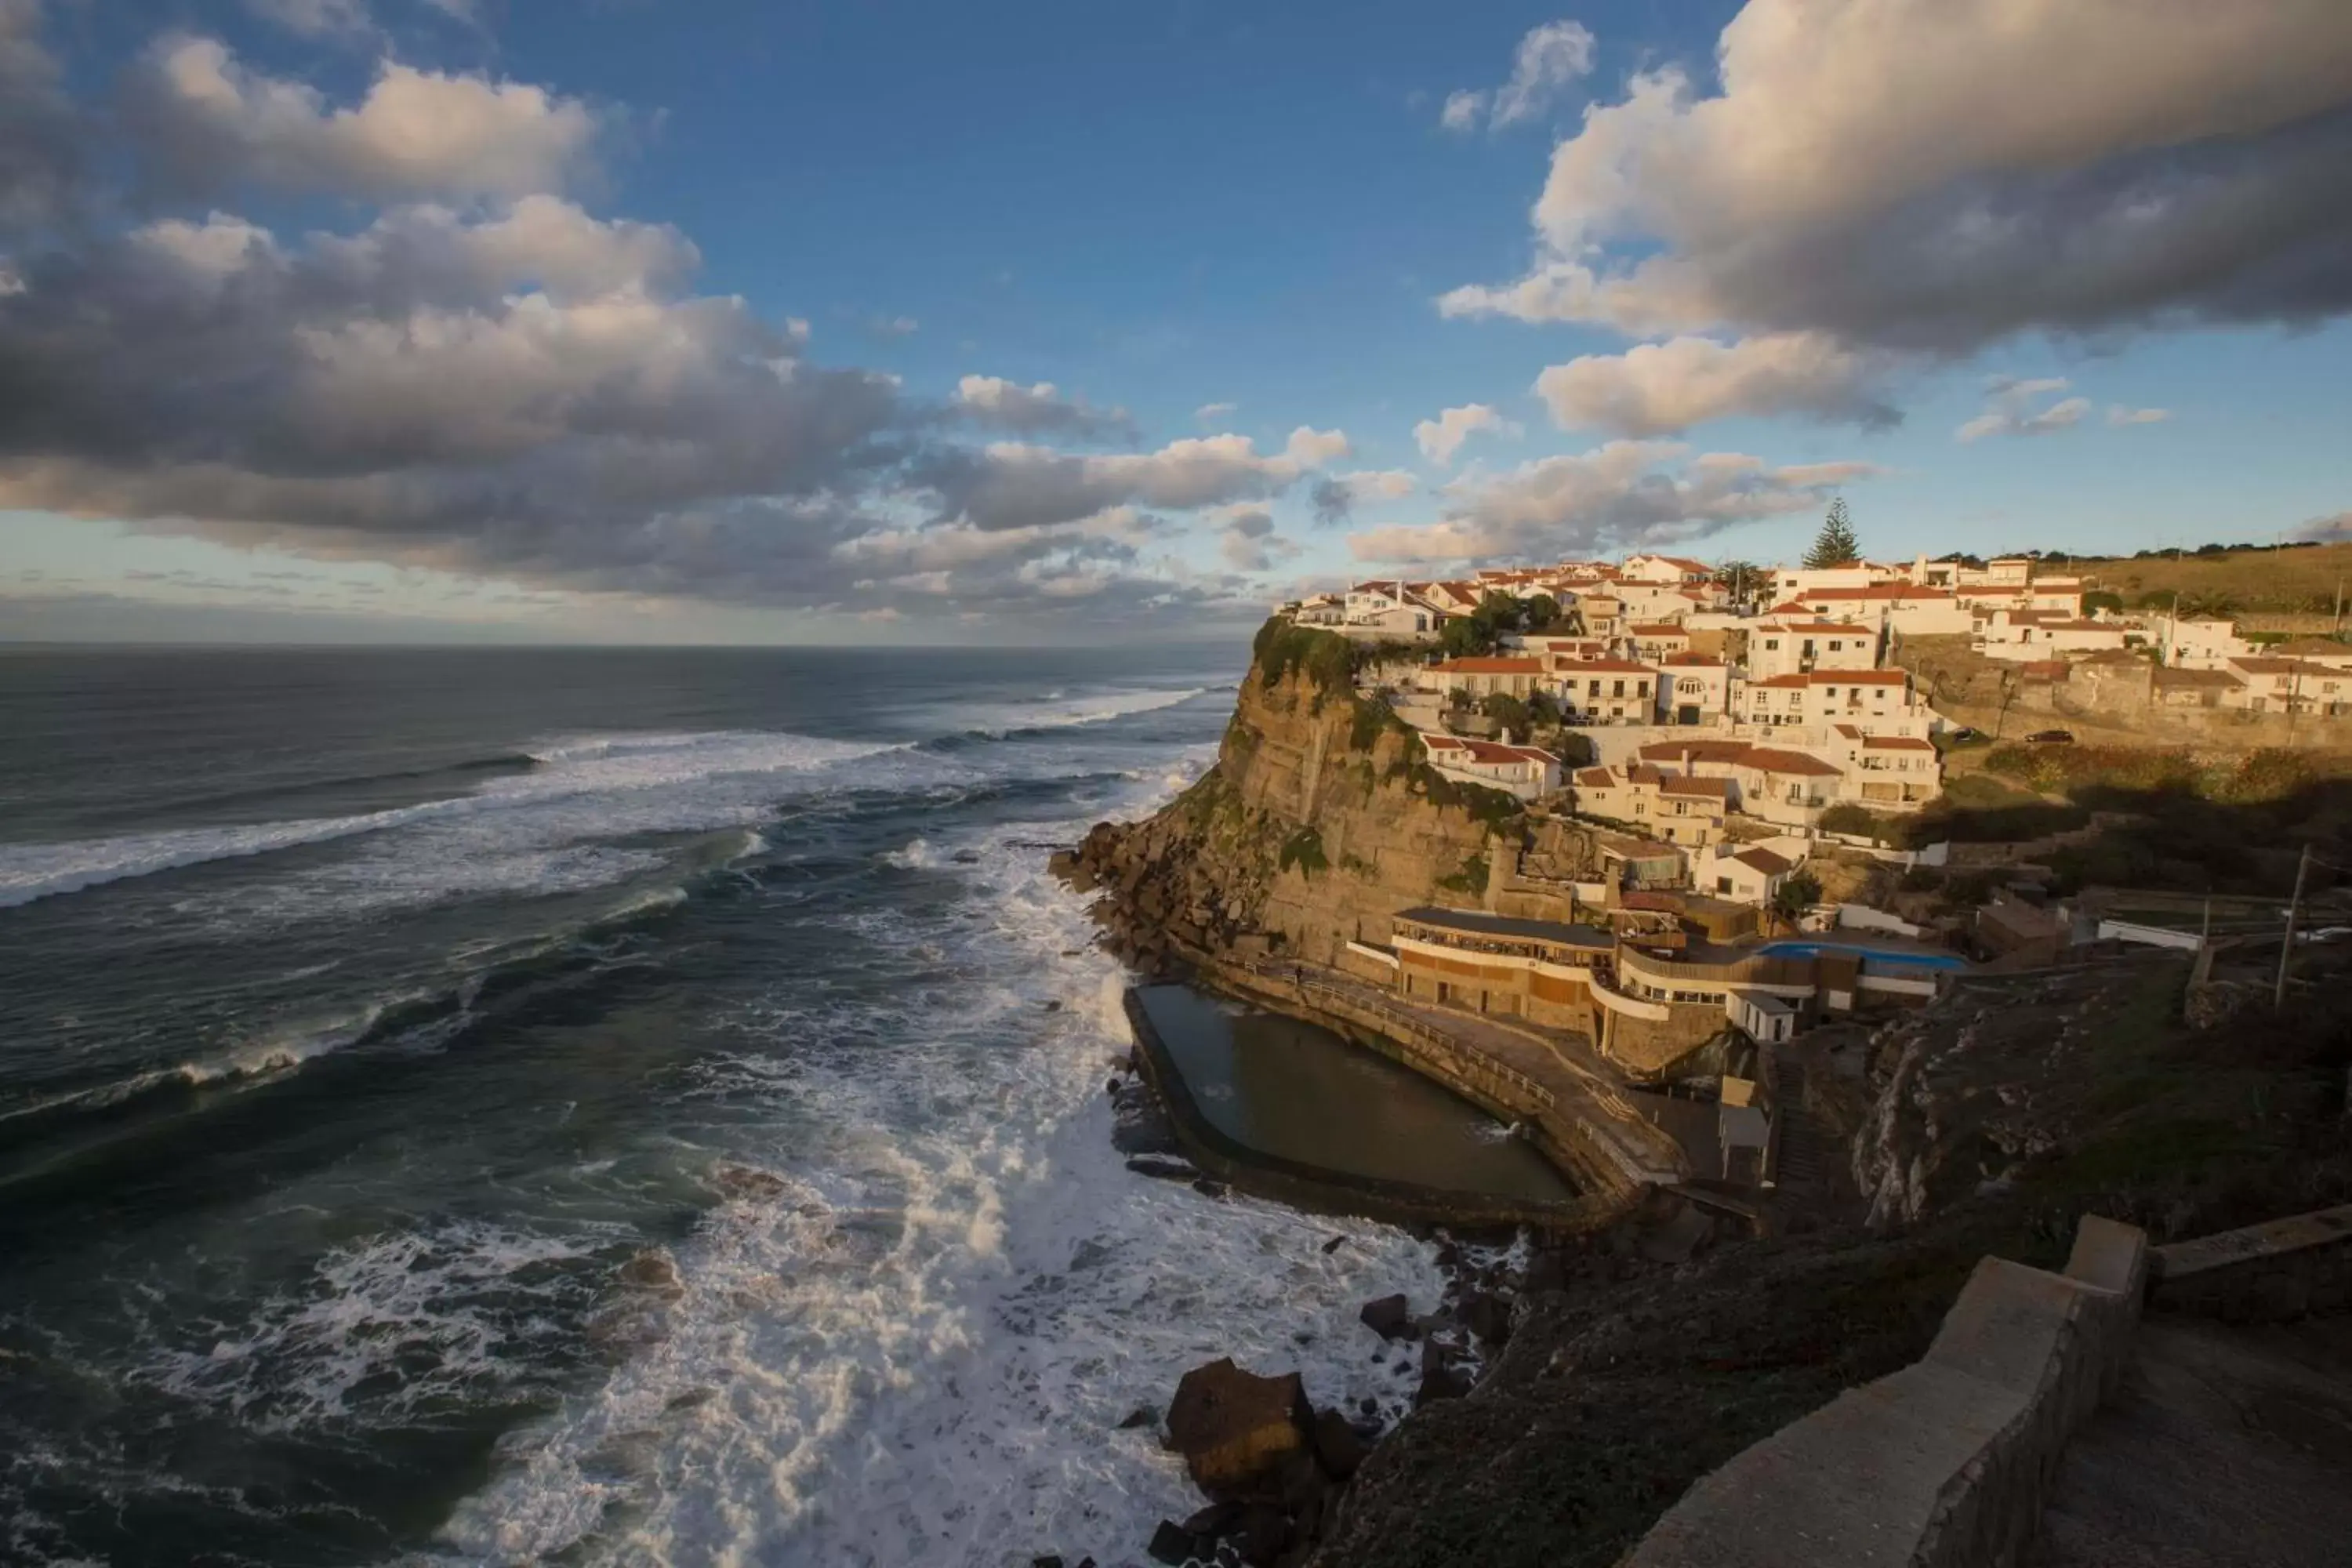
[0,645,1446,1568]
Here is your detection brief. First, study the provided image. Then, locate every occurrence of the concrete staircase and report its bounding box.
[1769,1053,1839,1197]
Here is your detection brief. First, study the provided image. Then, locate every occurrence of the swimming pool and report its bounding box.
[1755,939,1970,971]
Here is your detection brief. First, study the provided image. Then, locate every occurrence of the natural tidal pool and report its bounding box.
[1134,983,1578,1203]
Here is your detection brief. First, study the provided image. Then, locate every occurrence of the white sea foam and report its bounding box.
[0,729,898,913]
[136,1221,609,1433]
[951,685,1208,739]
[432,739,1446,1568]
[0,993,433,1125]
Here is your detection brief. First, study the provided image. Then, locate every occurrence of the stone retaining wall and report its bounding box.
[1122,988,1629,1233]
[1621,1214,2148,1568]
[2151,1203,2352,1323]
[1206,959,1673,1198]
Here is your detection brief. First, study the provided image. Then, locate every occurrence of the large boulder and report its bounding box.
[1357,1294,1414,1342]
[1164,1358,1312,1494]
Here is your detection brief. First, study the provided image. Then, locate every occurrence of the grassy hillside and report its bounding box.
[2067,540,2352,615]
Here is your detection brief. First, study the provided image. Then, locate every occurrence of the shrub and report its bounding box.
[1818,802,1885,840]
[1278,826,1330,878]
[1252,619,1354,701]
[1899,866,1944,893]
[1439,851,1490,895]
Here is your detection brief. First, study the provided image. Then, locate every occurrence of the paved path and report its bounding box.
[2029,1313,2352,1567]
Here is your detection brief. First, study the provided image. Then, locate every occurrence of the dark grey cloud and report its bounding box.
[0,0,82,236]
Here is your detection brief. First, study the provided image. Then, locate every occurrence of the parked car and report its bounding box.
[2024,729,2074,744]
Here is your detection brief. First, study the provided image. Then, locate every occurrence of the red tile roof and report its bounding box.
[1737,747,1842,776]
[1637,739,1749,763]
[1429,656,1544,673]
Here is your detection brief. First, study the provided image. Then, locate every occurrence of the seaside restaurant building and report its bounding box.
[1384,905,1962,1073]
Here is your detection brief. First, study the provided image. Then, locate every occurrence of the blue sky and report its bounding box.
[2,0,2348,642]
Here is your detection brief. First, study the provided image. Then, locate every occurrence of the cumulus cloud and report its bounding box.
[122,35,604,201]
[1439,20,1596,132]
[1193,401,1236,423]
[1442,2,2352,351]
[1955,377,2093,442]
[1350,440,1876,563]
[1283,426,1351,468]
[952,376,1134,439]
[1208,503,1298,572]
[1534,332,1900,436]
[0,12,1344,632]
[1413,402,1519,463]
[918,431,1342,534]
[1308,468,1417,525]
[2107,405,2172,427]
[868,314,919,338]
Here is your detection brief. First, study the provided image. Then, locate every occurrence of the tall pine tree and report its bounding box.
[1803,497,1860,569]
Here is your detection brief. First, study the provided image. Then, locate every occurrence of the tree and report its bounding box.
[1440,615,1494,658]
[1802,498,1860,569]
[1712,561,1761,605]
[1482,693,1530,736]
[1472,591,1523,638]
[1523,593,1560,629]
[1771,870,1824,931]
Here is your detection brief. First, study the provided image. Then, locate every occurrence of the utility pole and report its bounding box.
[2334,573,2343,636]
[2275,842,2313,1011]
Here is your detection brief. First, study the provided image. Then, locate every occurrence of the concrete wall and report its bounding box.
[1623,1215,2149,1568]
[2151,1203,2352,1323]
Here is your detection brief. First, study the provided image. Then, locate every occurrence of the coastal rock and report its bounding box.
[1357,1294,1414,1342]
[1459,1289,1511,1347]
[1125,1154,1197,1181]
[1309,1408,1367,1479]
[711,1163,788,1202]
[1145,1520,1199,1565]
[1119,1405,1159,1429]
[1164,1358,1312,1494]
[1414,1340,1468,1407]
[616,1248,684,1301]
[1181,1500,1243,1537]
[1233,1501,1294,1564]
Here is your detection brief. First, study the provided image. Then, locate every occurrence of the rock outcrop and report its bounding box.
[1052,624,1519,975]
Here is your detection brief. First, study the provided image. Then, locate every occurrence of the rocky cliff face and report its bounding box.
[1056,626,1512,972]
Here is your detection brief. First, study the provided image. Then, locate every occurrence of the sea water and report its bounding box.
[0,645,1445,1567]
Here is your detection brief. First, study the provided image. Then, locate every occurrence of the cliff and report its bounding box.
[1058,622,1518,972]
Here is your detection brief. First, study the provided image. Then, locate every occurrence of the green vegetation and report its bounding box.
[1277,826,1329,878]
[1481,692,1530,735]
[1817,802,1884,840]
[1252,618,1355,704]
[1438,850,1490,895]
[1802,496,1860,569]
[1349,694,1410,753]
[2072,537,2352,617]
[2080,589,2124,615]
[1770,869,1824,927]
